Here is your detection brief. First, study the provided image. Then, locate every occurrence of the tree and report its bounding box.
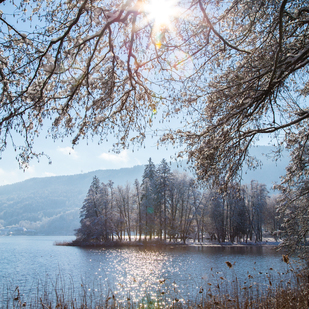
[263,195,282,241]
[177,175,195,244]
[277,144,309,258]
[74,163,273,244]
[166,171,180,241]
[156,158,172,240]
[243,181,268,242]
[79,176,102,222]
[166,0,309,187]
[75,176,104,241]
[107,180,115,241]
[225,184,248,243]
[141,157,157,240]
[190,181,204,243]
[2,0,309,253]
[114,184,133,241]
[2,0,308,171]
[208,188,226,243]
[75,176,115,241]
[134,178,142,241]
[101,182,112,240]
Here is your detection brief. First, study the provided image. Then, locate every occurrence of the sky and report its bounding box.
[0,120,183,186]
[0,118,274,186]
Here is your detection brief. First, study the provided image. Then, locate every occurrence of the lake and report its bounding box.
[0,236,295,307]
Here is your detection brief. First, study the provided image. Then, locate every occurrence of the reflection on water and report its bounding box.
[88,246,289,303]
[95,248,172,302]
[0,237,295,305]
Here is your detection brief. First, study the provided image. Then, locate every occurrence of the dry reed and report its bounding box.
[2,262,308,309]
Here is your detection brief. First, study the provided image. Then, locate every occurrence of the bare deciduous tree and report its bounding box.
[1,0,307,175]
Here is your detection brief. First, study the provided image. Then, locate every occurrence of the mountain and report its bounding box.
[0,146,290,236]
[0,165,145,236]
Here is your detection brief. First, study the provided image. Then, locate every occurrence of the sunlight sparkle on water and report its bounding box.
[99,249,175,303]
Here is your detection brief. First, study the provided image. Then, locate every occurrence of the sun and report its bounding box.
[144,0,178,31]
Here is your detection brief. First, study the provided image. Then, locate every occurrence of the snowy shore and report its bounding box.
[56,236,280,248]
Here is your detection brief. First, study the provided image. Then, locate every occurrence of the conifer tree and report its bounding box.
[75,176,103,241]
[141,158,157,240]
[75,176,112,241]
[134,179,142,241]
[156,158,172,240]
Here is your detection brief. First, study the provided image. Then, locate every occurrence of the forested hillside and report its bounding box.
[0,147,288,236]
[0,166,144,235]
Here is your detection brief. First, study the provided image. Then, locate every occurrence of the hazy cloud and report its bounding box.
[57,147,79,159]
[44,172,56,177]
[99,150,129,162]
[0,166,35,186]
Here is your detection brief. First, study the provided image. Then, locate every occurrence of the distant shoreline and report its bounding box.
[55,238,280,249]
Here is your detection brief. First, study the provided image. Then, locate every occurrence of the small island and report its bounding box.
[61,157,281,249]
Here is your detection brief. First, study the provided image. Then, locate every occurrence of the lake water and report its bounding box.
[0,236,295,307]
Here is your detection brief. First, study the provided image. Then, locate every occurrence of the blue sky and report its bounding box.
[0,124,181,186]
[0,123,273,186]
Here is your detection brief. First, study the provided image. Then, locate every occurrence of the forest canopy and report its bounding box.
[1,0,309,257]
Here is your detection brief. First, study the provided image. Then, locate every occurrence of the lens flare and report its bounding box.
[145,0,177,31]
[144,0,179,48]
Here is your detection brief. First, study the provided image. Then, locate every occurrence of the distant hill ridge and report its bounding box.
[0,146,289,235]
[0,165,146,235]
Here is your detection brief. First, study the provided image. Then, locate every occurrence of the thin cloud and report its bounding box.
[57,147,79,159]
[0,167,35,186]
[99,150,129,162]
[44,172,56,177]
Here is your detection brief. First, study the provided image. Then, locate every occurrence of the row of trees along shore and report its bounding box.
[75,158,279,244]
